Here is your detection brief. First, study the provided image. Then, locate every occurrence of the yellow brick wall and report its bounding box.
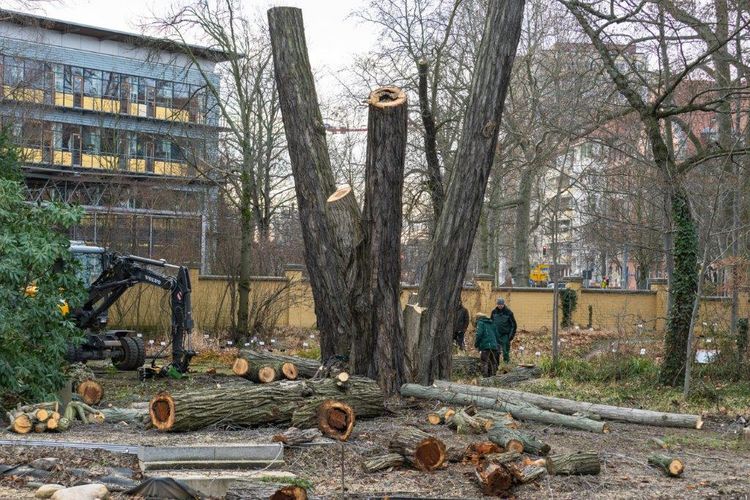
[110,270,750,337]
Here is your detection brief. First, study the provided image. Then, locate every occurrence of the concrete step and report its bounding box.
[141,459,285,471]
[138,443,284,471]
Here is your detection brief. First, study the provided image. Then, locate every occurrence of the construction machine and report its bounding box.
[65,241,195,374]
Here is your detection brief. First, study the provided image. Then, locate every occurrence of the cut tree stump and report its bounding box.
[150,377,383,432]
[388,426,446,471]
[475,462,514,496]
[318,400,355,441]
[427,407,455,425]
[648,453,684,477]
[433,380,702,429]
[362,453,405,473]
[76,379,103,406]
[546,452,601,475]
[272,427,322,445]
[237,349,321,378]
[232,358,278,383]
[488,426,550,456]
[401,383,608,433]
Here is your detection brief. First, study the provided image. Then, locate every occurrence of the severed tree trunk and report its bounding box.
[448,409,485,434]
[388,426,446,471]
[434,380,702,429]
[427,407,455,425]
[238,350,320,378]
[475,462,514,496]
[362,453,405,473]
[232,358,278,383]
[77,379,103,406]
[406,0,525,384]
[317,400,355,441]
[11,413,32,434]
[150,377,383,432]
[358,86,408,395]
[268,6,359,361]
[401,383,608,433]
[648,453,684,477]
[546,452,601,475]
[488,426,550,456]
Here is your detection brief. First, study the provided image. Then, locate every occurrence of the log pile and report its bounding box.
[149,377,384,432]
[236,350,321,378]
[6,403,70,433]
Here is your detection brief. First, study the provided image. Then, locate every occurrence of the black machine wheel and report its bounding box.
[113,336,146,371]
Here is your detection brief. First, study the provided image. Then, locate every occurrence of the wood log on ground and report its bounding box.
[76,379,103,406]
[34,408,49,422]
[335,372,350,387]
[388,426,446,471]
[648,453,684,477]
[546,452,601,475]
[449,409,485,434]
[237,349,321,378]
[401,384,608,433]
[475,462,514,496]
[232,358,278,383]
[485,451,522,464]
[33,422,46,433]
[433,380,703,429]
[11,413,33,434]
[488,426,550,456]
[46,417,59,430]
[227,484,310,500]
[56,417,71,432]
[270,485,308,500]
[277,362,299,380]
[362,453,405,473]
[445,444,467,463]
[317,400,355,441]
[486,426,523,453]
[272,427,323,445]
[452,356,482,377]
[513,465,547,484]
[480,366,541,387]
[427,407,455,425]
[650,437,669,449]
[465,442,504,465]
[474,410,518,429]
[150,377,383,432]
[99,407,149,425]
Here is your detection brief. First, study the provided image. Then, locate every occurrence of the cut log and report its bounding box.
[486,426,523,453]
[648,453,684,477]
[237,350,321,378]
[401,384,608,433]
[475,462,514,496]
[34,408,49,422]
[546,452,601,475]
[99,407,149,425]
[278,362,299,380]
[474,410,518,429]
[485,451,522,464]
[273,427,322,446]
[362,453,405,473]
[513,465,547,484]
[427,407,456,425]
[388,426,446,471]
[11,413,33,434]
[448,409,485,435]
[150,377,383,432]
[56,417,71,432]
[33,422,46,433]
[488,426,550,456]
[270,485,308,500]
[465,442,504,465]
[46,417,59,430]
[335,372,350,387]
[433,380,703,429]
[318,400,355,441]
[480,366,540,387]
[76,379,103,406]
[445,444,467,463]
[232,358,278,383]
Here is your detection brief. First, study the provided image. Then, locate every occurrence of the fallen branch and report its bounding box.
[401,384,608,433]
[434,380,702,429]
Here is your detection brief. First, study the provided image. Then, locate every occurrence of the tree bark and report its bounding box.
[388,426,446,471]
[486,426,523,453]
[232,358,278,383]
[237,349,321,378]
[362,453,405,473]
[76,379,103,406]
[511,167,535,285]
[408,0,525,384]
[317,400,355,441]
[648,453,684,477]
[149,377,383,432]
[427,407,455,425]
[358,87,408,395]
[268,6,358,361]
[475,462,514,496]
[488,426,550,456]
[401,383,608,433]
[238,170,253,338]
[417,59,445,223]
[479,366,540,387]
[546,452,600,475]
[433,380,703,429]
[448,409,485,435]
[272,427,322,446]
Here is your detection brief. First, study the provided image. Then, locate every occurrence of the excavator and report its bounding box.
[65,241,196,375]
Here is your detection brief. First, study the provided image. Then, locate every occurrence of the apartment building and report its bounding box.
[0,10,229,271]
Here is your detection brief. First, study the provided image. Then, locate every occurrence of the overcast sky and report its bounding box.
[43,0,378,99]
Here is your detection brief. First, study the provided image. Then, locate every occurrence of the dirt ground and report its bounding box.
[2,365,749,499]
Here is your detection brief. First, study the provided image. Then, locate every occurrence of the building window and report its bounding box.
[83,69,101,97]
[21,120,44,149]
[102,72,119,100]
[82,127,100,153]
[173,82,190,110]
[3,56,25,86]
[101,128,118,155]
[156,80,172,108]
[62,124,81,152]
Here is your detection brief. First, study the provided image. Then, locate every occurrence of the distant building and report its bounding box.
[0,10,230,271]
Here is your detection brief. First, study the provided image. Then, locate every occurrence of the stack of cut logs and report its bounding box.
[6,403,70,434]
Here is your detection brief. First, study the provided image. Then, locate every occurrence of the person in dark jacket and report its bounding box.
[453,301,469,350]
[491,297,517,363]
[474,313,499,376]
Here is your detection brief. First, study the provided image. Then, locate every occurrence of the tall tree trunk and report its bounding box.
[237,168,252,338]
[511,167,534,286]
[660,188,699,386]
[406,0,525,384]
[268,7,359,360]
[417,59,445,225]
[359,87,408,394]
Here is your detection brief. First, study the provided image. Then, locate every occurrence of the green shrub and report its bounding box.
[0,129,85,408]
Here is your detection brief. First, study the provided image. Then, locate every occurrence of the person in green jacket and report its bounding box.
[474,312,499,377]
[491,297,517,363]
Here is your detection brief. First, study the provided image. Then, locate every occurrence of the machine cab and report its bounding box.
[69,241,106,289]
